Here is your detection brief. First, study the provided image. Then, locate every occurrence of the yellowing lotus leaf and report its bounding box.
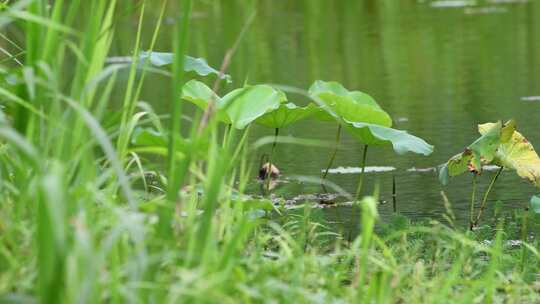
[439,121,502,185]
[478,120,516,143]
[468,121,502,173]
[494,133,540,187]
[479,120,540,187]
[447,150,474,176]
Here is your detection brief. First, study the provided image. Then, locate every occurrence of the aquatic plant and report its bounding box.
[439,120,540,228]
[255,102,320,187]
[182,80,320,188]
[308,80,433,197]
[181,79,286,129]
[255,102,320,129]
[2,1,540,303]
[182,79,434,196]
[107,51,232,82]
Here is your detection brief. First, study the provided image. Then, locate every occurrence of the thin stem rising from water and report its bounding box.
[322,124,342,182]
[474,167,504,227]
[469,173,477,231]
[392,175,397,213]
[355,145,369,200]
[265,128,279,191]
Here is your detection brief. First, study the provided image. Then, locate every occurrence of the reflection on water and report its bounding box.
[118,0,540,226]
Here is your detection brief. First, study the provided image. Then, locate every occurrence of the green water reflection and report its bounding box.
[115,0,540,224]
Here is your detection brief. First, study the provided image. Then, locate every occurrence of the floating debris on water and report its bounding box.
[267,192,351,208]
[323,166,396,174]
[483,165,502,171]
[311,201,355,209]
[521,96,540,102]
[487,0,528,4]
[397,117,409,123]
[464,6,508,14]
[290,199,387,210]
[407,167,437,173]
[293,193,342,202]
[430,0,476,8]
[320,165,501,175]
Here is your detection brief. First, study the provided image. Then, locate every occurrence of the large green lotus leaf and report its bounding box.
[308,80,392,127]
[313,107,336,122]
[255,102,320,129]
[139,51,231,82]
[181,80,231,123]
[181,79,220,110]
[220,85,286,129]
[327,94,392,127]
[479,121,540,187]
[309,80,350,97]
[343,120,434,155]
[309,81,382,109]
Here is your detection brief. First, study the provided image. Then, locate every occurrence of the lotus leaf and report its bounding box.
[255,102,320,129]
[439,121,504,185]
[220,85,286,129]
[308,80,392,127]
[181,79,220,110]
[479,121,540,187]
[181,80,286,129]
[139,51,231,82]
[343,121,434,155]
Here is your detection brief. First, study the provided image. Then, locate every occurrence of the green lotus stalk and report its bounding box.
[321,124,342,182]
[520,206,529,271]
[392,175,397,213]
[473,167,504,227]
[265,128,279,191]
[440,120,540,228]
[469,174,477,231]
[309,80,433,197]
[355,145,369,200]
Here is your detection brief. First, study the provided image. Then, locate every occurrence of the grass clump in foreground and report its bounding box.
[0,1,539,303]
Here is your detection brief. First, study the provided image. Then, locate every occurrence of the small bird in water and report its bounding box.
[259,162,280,180]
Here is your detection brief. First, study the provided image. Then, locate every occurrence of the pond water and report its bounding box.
[114,0,540,226]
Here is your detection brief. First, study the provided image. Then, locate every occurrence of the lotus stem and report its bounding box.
[473,167,504,227]
[520,206,529,271]
[469,173,477,231]
[321,124,342,183]
[265,128,279,191]
[355,145,369,200]
[392,175,397,213]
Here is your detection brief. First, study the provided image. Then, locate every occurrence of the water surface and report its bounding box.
[115,0,540,226]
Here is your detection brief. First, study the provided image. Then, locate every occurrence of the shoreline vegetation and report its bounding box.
[0,1,539,303]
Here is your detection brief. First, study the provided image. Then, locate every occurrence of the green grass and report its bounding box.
[0,1,539,303]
